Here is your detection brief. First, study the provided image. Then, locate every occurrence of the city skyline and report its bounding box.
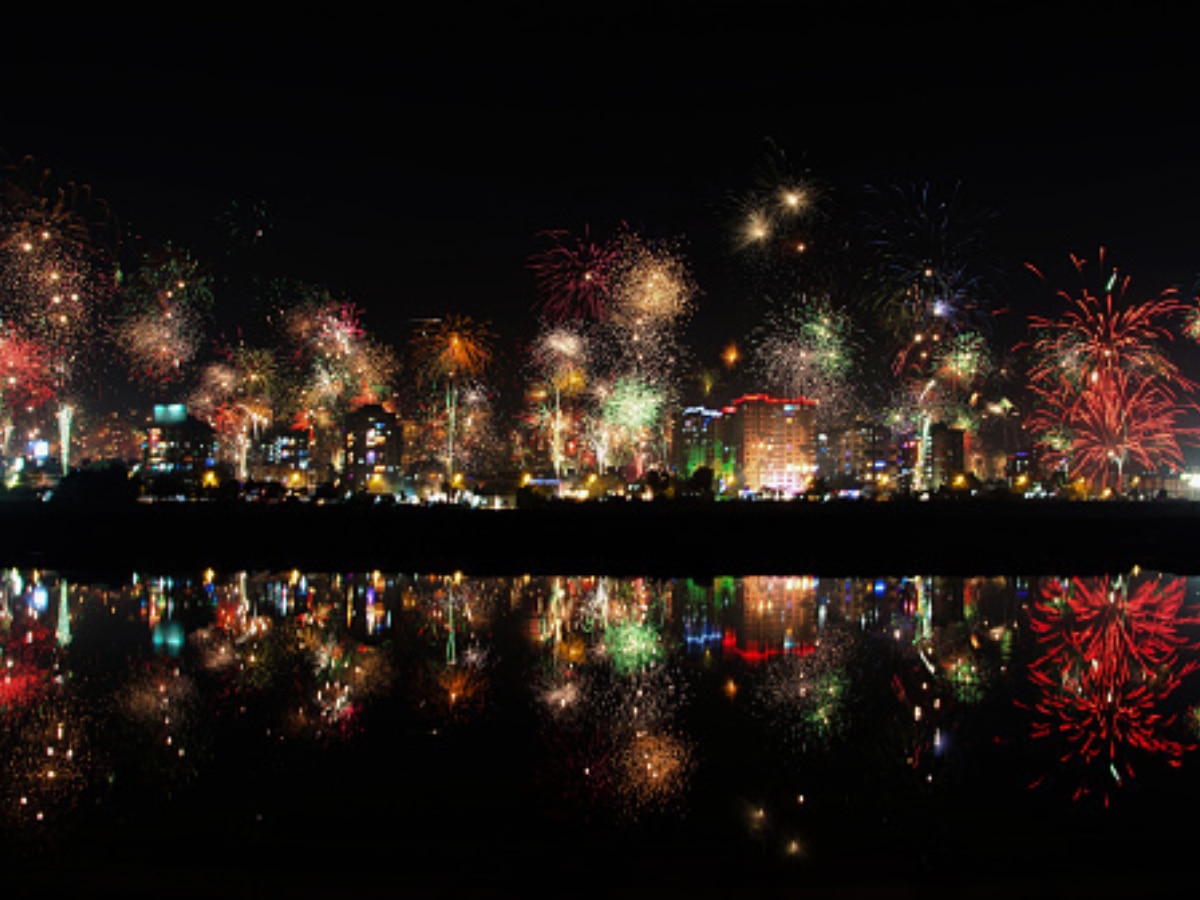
[6,7,1200,483]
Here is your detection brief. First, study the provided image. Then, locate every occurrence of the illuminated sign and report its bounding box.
[153,404,187,424]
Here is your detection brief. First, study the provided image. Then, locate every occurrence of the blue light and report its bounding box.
[152,621,186,657]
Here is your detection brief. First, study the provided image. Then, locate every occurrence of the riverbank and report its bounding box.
[3,496,1200,576]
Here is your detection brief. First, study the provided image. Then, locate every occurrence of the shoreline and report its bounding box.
[4,497,1200,577]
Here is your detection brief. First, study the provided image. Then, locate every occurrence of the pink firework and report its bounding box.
[528,226,618,323]
[285,297,365,363]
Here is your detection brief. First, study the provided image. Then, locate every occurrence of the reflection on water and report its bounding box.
[4,567,1200,890]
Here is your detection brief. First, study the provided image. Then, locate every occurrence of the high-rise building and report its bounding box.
[673,406,733,481]
[720,394,816,497]
[342,404,401,494]
[928,422,965,489]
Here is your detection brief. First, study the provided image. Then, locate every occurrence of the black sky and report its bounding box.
[4,4,1200,371]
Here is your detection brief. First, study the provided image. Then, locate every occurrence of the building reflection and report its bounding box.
[0,564,1196,875]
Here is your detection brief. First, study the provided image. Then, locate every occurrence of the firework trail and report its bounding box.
[410,315,493,486]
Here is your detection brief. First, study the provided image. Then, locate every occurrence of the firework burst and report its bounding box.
[606,230,696,339]
[528,225,618,323]
[1023,250,1198,492]
[1025,249,1191,393]
[114,243,213,387]
[1025,572,1200,805]
[751,293,859,426]
[410,315,493,483]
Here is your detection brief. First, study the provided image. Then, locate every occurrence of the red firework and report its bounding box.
[527,226,618,323]
[1026,573,1200,803]
[1023,249,1199,492]
[1025,248,1193,395]
[1028,369,1199,492]
[0,328,54,413]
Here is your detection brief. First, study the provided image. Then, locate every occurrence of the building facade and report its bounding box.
[143,404,217,476]
[342,403,402,494]
[720,394,817,497]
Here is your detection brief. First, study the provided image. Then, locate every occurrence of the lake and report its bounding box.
[3,566,1199,898]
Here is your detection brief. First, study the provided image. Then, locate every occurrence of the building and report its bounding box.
[818,420,898,487]
[927,422,965,490]
[253,424,312,490]
[342,403,402,494]
[77,408,144,466]
[673,406,735,482]
[143,404,217,477]
[720,394,816,497]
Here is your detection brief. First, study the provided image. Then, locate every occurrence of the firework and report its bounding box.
[1030,369,1196,493]
[728,139,820,269]
[264,289,399,470]
[751,624,858,752]
[528,225,618,323]
[410,315,493,485]
[1184,297,1200,344]
[606,230,696,338]
[531,324,589,380]
[530,584,693,824]
[114,243,213,387]
[861,181,995,374]
[0,326,53,451]
[0,161,117,474]
[189,342,281,478]
[932,331,993,392]
[113,660,207,793]
[1026,572,1200,804]
[614,728,695,819]
[751,294,859,426]
[593,375,665,476]
[1023,250,1198,493]
[528,324,590,478]
[1025,249,1191,394]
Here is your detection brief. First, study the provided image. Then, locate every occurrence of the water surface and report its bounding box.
[3,567,1198,897]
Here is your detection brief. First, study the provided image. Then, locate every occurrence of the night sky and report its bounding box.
[5,5,1200,383]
